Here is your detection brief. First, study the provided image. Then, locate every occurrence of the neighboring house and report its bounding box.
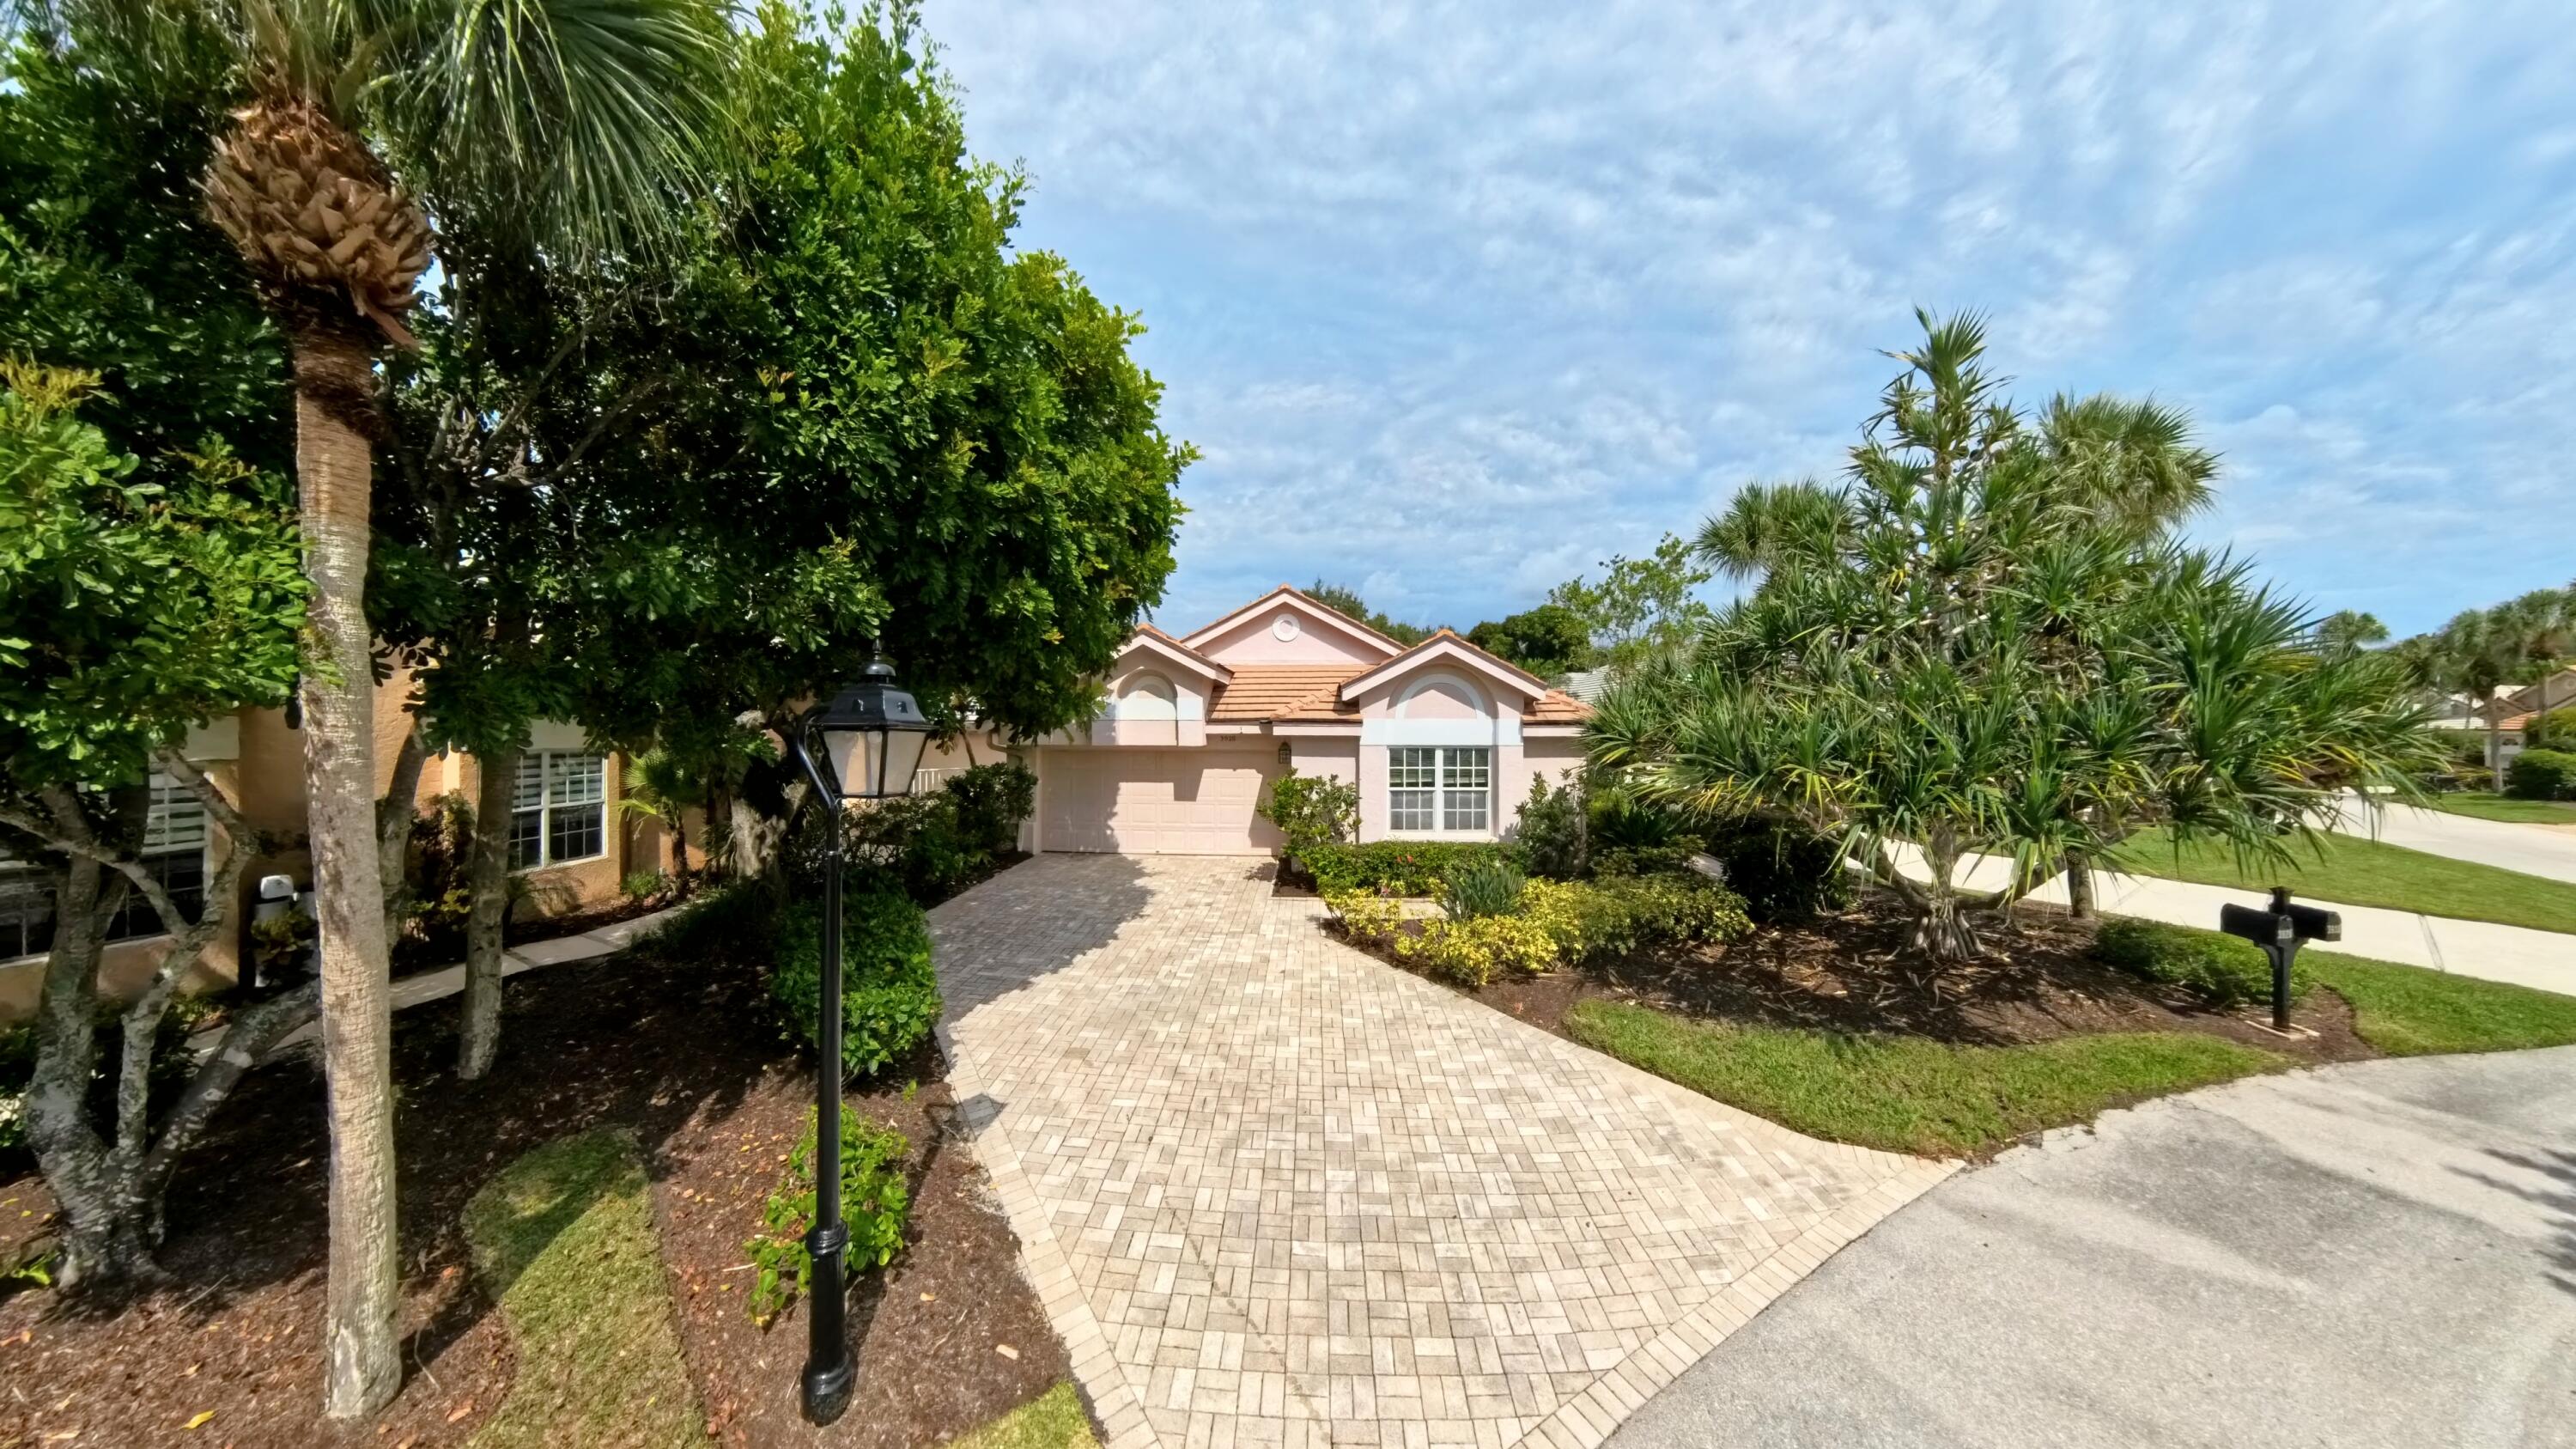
[0,677,668,1023]
[1559,668,1613,705]
[1018,585,1593,854]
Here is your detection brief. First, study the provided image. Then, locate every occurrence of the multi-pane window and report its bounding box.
[509,752,606,870]
[1387,746,1491,834]
[0,773,207,959]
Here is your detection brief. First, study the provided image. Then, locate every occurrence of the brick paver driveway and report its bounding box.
[929,855,1952,1448]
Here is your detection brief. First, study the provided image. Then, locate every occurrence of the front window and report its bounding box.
[0,773,207,958]
[510,752,607,870]
[1388,746,1490,834]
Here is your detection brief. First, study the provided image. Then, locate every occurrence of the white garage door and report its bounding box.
[1040,747,1283,854]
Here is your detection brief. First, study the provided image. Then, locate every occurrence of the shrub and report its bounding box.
[1601,874,1753,948]
[1324,892,1404,946]
[1512,775,1586,880]
[770,891,943,1078]
[1257,771,1359,865]
[2506,748,2576,801]
[621,869,671,904]
[1589,787,1698,851]
[943,762,1036,855]
[1591,844,1698,880]
[1702,818,1856,923]
[1394,912,1558,986]
[1303,840,1506,896]
[1438,855,1526,919]
[842,793,982,901]
[744,1105,910,1324]
[640,875,781,963]
[2093,917,2311,1008]
[2526,706,2576,752]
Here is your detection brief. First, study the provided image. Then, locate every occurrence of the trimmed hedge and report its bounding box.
[1327,874,1751,987]
[1303,840,1508,896]
[2093,917,2311,1008]
[2506,748,2576,801]
[771,891,943,1078]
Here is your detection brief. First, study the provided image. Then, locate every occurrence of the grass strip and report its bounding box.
[2111,825,2576,936]
[1566,1000,2278,1158]
[464,1129,703,1447]
[2306,950,2576,1057]
[954,1381,1100,1449]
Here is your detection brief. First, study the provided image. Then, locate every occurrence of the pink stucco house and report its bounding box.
[1015,585,1593,854]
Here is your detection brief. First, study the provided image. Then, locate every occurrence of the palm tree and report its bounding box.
[2315,609,2390,652]
[20,0,734,1418]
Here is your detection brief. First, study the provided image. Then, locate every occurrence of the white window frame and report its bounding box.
[1386,745,1492,837]
[509,752,608,872]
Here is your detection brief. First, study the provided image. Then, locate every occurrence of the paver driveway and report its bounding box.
[928,855,1951,1448]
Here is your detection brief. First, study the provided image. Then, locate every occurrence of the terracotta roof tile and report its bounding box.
[1209,666,1363,721]
[1525,689,1593,723]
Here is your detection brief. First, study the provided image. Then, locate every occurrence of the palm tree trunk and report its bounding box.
[293,324,402,1421]
[459,746,517,1081]
[2064,848,2095,920]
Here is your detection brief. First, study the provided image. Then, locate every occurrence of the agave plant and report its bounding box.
[1595,311,2440,967]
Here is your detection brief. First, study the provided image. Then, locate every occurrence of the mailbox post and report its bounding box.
[2218,886,2341,1032]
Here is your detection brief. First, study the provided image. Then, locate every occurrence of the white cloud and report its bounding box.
[928,0,2576,635]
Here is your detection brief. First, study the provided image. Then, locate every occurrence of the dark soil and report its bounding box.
[1361,889,2375,1065]
[0,928,1074,1449]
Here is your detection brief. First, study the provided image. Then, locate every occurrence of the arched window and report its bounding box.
[1117,671,1179,721]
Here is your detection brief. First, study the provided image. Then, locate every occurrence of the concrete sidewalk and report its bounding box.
[2330,792,2576,886]
[197,903,684,1056]
[1883,844,2576,1000]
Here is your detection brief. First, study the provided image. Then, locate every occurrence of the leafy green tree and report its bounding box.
[1547,533,1714,673]
[1467,603,1592,677]
[16,0,741,1412]
[0,363,308,1290]
[1304,580,1434,644]
[1591,313,2437,966]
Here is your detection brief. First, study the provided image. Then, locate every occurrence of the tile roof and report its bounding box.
[1207,666,1361,721]
[1202,666,1595,725]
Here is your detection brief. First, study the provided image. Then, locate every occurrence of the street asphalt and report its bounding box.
[1611,1046,2576,1449]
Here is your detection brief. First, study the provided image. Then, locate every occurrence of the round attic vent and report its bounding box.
[1272,613,1302,642]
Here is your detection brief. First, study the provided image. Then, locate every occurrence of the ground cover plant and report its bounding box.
[462,1129,703,1446]
[2111,825,2576,935]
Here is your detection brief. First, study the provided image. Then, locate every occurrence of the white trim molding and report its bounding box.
[1177,586,1406,661]
[1116,631,1233,685]
[1362,717,1521,747]
[1339,633,1547,705]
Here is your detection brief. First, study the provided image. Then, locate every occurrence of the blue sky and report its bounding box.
[926,0,2576,639]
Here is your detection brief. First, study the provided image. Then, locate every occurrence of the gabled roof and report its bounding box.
[1117,624,1231,685]
[1176,583,1406,660]
[1336,629,1552,703]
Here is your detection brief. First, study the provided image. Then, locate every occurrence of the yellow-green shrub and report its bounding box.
[1326,891,1404,946]
[1394,912,1558,986]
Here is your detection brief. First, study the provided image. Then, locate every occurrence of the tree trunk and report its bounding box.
[459,746,516,1081]
[2064,848,2095,920]
[377,718,427,941]
[2490,712,2506,792]
[26,835,139,1290]
[293,324,403,1421]
[1907,834,1985,965]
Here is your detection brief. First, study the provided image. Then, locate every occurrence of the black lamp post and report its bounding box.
[781,654,935,1425]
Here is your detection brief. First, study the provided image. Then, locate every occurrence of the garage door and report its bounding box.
[1040,747,1283,854]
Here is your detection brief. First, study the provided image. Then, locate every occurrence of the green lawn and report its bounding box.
[2306,951,2576,1057]
[2110,825,2576,936]
[2424,791,2576,825]
[956,1383,1099,1449]
[1564,1000,2279,1158]
[1566,953,2576,1160]
[465,1130,704,1447]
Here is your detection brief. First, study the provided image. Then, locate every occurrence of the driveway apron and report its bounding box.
[929,855,1950,1448]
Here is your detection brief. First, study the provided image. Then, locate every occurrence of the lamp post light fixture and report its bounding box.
[781,653,936,1425]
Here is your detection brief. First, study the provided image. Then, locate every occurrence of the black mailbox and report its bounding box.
[2216,887,2336,1032]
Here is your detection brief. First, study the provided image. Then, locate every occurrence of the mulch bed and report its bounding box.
[1348,889,2375,1065]
[0,932,1074,1449]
